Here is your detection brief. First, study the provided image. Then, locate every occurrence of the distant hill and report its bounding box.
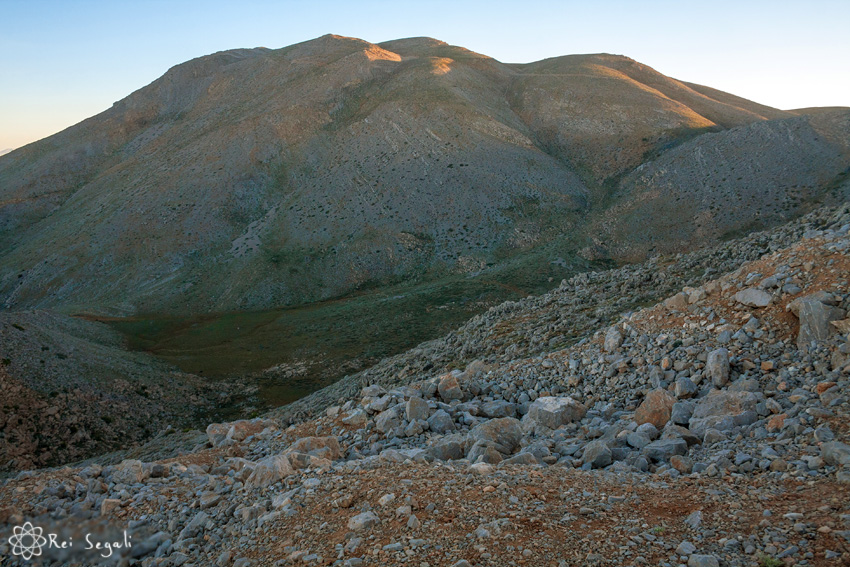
[1,35,848,317]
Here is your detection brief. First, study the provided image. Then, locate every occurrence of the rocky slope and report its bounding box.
[0,311,251,472]
[1,35,848,316]
[1,204,848,566]
[267,204,850,424]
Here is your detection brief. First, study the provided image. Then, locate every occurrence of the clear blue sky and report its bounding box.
[1,0,848,150]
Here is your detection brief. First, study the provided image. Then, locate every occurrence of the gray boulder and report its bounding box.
[480,400,516,418]
[468,440,503,464]
[526,396,586,429]
[643,438,688,462]
[626,432,651,449]
[821,441,850,467]
[689,390,759,437]
[705,348,730,387]
[688,555,719,567]
[582,440,613,469]
[348,511,380,532]
[502,452,540,465]
[375,407,402,434]
[406,397,430,422]
[675,377,698,399]
[604,326,623,352]
[428,435,467,461]
[470,417,523,455]
[246,454,294,488]
[438,373,464,401]
[734,288,771,308]
[788,295,845,350]
[671,401,695,426]
[427,409,455,434]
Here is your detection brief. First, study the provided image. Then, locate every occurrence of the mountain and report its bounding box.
[1,203,847,567]
[2,35,847,317]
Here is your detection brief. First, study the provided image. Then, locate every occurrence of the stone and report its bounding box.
[831,318,850,335]
[200,492,222,509]
[582,440,613,469]
[438,374,463,401]
[225,419,275,442]
[246,454,294,488]
[635,423,659,439]
[405,397,430,421]
[702,428,727,445]
[816,381,838,395]
[684,510,702,530]
[705,348,730,387]
[427,409,455,434]
[287,451,332,470]
[361,385,386,398]
[688,288,707,304]
[626,432,651,449]
[671,455,693,474]
[375,407,402,434]
[604,326,623,352]
[526,396,587,429]
[469,417,523,455]
[687,555,719,567]
[675,378,698,399]
[469,462,494,475]
[663,423,701,446]
[379,448,429,463]
[428,435,467,461]
[788,295,845,350]
[100,498,121,516]
[689,390,759,437]
[404,420,424,437]
[288,436,342,460]
[821,442,850,467]
[206,423,230,447]
[766,413,787,432]
[502,452,540,465]
[634,389,676,429]
[348,511,380,532]
[468,440,503,464]
[178,511,210,540]
[111,459,148,485]
[341,409,368,426]
[671,401,694,425]
[734,288,772,308]
[665,292,690,311]
[676,541,697,556]
[148,463,169,478]
[480,400,516,418]
[643,438,687,462]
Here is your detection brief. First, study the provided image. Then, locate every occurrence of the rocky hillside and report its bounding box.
[1,202,848,566]
[0,311,251,471]
[267,204,850,424]
[1,35,848,316]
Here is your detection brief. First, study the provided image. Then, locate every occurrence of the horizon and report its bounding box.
[1,0,849,151]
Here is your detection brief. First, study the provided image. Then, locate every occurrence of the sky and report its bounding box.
[1,0,849,151]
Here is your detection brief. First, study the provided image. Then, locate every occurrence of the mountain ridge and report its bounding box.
[3,35,847,319]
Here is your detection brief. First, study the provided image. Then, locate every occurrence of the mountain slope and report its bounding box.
[2,35,847,317]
